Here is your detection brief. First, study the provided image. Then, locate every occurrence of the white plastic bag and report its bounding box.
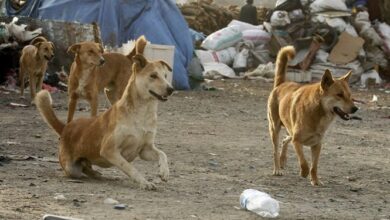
[310,0,348,12]
[242,29,271,45]
[228,19,263,32]
[203,62,236,79]
[325,18,347,33]
[270,11,290,27]
[201,25,242,51]
[195,47,237,65]
[233,48,249,69]
[240,189,280,218]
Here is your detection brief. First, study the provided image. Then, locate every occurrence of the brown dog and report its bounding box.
[66,36,147,122]
[267,46,358,186]
[35,54,174,190]
[19,36,54,103]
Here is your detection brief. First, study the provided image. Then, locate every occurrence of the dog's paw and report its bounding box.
[30,100,36,106]
[280,156,287,169]
[159,167,169,182]
[140,181,156,191]
[300,164,309,178]
[311,179,323,186]
[273,169,283,176]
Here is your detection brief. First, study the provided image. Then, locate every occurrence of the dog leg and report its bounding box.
[310,144,323,186]
[80,160,102,179]
[292,139,309,178]
[36,74,44,93]
[269,122,282,176]
[88,95,98,117]
[62,161,83,178]
[29,74,36,104]
[280,136,291,169]
[67,95,78,123]
[104,87,117,105]
[100,143,156,190]
[19,67,25,98]
[140,144,169,182]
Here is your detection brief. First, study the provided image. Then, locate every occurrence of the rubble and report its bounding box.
[187,0,389,87]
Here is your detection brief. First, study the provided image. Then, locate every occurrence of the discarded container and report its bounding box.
[240,189,280,218]
[143,44,175,84]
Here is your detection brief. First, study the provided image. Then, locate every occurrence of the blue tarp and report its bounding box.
[5,0,193,90]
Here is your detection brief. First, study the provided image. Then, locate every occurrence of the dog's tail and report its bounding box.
[35,90,65,136]
[127,35,148,59]
[274,46,295,88]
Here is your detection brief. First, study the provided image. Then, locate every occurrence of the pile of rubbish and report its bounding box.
[178,0,269,35]
[189,0,390,88]
[178,0,237,35]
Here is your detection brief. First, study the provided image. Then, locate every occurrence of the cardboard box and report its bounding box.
[143,44,175,83]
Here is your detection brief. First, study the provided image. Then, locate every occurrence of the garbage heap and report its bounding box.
[185,0,390,88]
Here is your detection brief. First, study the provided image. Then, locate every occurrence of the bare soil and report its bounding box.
[0,80,389,220]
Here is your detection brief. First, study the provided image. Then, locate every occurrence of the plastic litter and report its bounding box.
[240,189,280,218]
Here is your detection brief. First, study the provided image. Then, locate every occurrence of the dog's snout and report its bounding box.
[99,57,105,65]
[167,86,174,95]
[351,106,358,113]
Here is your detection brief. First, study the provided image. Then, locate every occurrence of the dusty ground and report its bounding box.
[0,80,389,220]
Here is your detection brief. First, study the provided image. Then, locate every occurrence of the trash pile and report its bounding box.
[188,0,390,87]
[178,0,237,35]
[178,0,269,35]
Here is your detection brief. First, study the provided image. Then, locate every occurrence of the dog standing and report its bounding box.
[267,46,358,186]
[35,54,174,190]
[66,36,147,122]
[19,36,54,103]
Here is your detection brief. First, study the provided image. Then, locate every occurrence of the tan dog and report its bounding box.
[19,36,54,103]
[35,54,174,190]
[66,36,147,122]
[267,46,358,186]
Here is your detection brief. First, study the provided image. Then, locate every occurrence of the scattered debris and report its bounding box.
[7,102,28,108]
[43,214,83,220]
[54,194,66,200]
[104,198,119,205]
[113,204,128,210]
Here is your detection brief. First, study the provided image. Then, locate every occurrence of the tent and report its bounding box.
[5,0,193,90]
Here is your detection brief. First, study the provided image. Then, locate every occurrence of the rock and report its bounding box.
[114,204,127,210]
[349,187,362,192]
[29,183,36,186]
[54,194,66,200]
[104,198,119,205]
[208,159,218,167]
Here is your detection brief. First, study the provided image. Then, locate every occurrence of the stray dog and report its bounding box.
[267,46,358,186]
[66,36,147,122]
[19,36,54,103]
[35,54,174,190]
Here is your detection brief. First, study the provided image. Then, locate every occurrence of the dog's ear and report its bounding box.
[339,70,352,82]
[158,60,172,72]
[96,43,104,53]
[321,69,334,90]
[35,42,43,48]
[132,54,148,69]
[49,42,55,50]
[67,44,81,54]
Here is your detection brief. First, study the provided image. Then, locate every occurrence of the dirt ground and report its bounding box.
[0,80,389,220]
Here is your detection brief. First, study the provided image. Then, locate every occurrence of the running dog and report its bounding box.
[35,54,174,190]
[267,46,358,186]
